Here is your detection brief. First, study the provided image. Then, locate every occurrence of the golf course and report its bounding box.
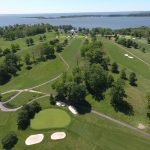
[0,24,150,150]
[31,108,71,130]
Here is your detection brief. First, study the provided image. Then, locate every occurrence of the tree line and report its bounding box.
[0,24,74,41]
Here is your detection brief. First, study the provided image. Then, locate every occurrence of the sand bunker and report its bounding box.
[25,134,44,145]
[138,123,146,129]
[128,56,134,59]
[68,106,78,114]
[56,101,66,107]
[124,54,134,59]
[51,132,66,140]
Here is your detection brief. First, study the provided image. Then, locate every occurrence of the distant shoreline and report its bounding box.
[22,12,150,19]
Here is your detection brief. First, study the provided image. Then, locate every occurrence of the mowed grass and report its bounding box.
[90,38,150,128]
[31,108,71,130]
[8,92,43,107]
[0,31,56,50]
[34,37,85,93]
[0,106,150,150]
[0,56,66,92]
[1,91,18,102]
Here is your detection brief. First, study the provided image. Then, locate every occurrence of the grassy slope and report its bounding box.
[0,35,150,149]
[87,38,150,128]
[34,37,84,93]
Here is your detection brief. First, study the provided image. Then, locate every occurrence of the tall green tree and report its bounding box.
[1,132,18,150]
[110,80,126,109]
[120,69,127,80]
[129,72,137,86]
[111,62,119,73]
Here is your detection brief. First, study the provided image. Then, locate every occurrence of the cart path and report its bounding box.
[114,42,150,67]
[92,110,150,137]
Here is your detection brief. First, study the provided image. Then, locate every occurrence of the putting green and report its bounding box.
[30,108,71,130]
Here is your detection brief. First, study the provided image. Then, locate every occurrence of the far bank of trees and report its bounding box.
[0,24,74,41]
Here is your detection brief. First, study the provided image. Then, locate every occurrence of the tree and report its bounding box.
[2,132,18,150]
[31,102,41,113]
[42,44,55,59]
[29,38,34,45]
[49,94,56,105]
[0,48,3,57]
[0,64,11,85]
[63,39,68,46]
[17,110,30,130]
[0,93,2,101]
[129,72,137,86]
[120,69,127,80]
[111,62,119,73]
[84,64,108,100]
[24,54,32,69]
[147,37,150,44]
[26,38,30,46]
[3,48,11,56]
[110,80,126,109]
[17,102,41,130]
[56,44,64,52]
[11,44,17,53]
[67,82,87,104]
[43,35,46,40]
[39,36,43,42]
[4,53,20,75]
[107,75,114,87]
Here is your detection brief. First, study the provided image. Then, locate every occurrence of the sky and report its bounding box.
[0,0,149,14]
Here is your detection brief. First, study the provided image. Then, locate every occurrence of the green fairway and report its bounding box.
[8,92,43,107]
[30,108,71,130]
[0,98,150,150]
[34,37,84,93]
[1,91,18,102]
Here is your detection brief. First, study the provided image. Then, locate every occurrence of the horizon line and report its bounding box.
[0,10,150,15]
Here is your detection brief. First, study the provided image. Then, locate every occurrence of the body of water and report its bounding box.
[0,12,150,29]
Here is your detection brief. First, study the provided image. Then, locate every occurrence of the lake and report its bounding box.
[0,13,150,29]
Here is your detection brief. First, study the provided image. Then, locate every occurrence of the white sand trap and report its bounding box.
[51,132,66,140]
[68,106,78,114]
[56,101,66,107]
[124,54,128,57]
[25,134,44,145]
[128,56,134,59]
[138,123,146,129]
[132,38,136,40]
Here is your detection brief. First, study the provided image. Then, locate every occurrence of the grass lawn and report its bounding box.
[0,96,150,150]
[0,56,66,92]
[1,91,18,102]
[8,92,43,107]
[0,31,56,50]
[0,34,150,149]
[87,38,150,129]
[34,37,84,93]
[30,108,71,130]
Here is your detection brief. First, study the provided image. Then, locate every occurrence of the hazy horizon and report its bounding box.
[0,10,150,15]
[0,0,150,14]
